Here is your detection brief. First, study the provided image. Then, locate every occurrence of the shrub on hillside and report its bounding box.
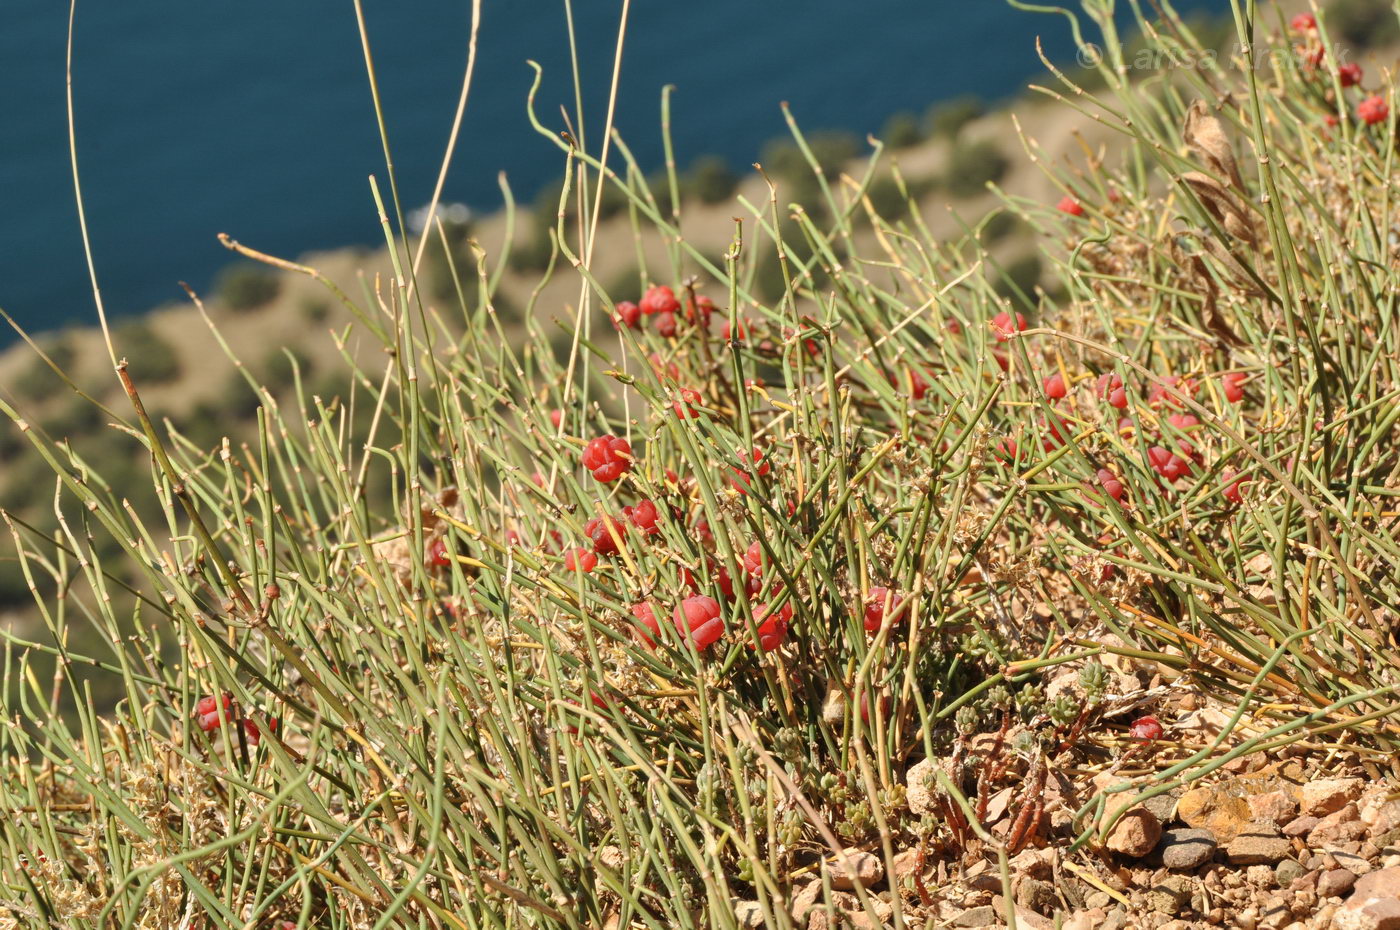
[1328,0,1400,47]
[684,154,739,204]
[945,139,1009,198]
[214,261,281,311]
[115,320,180,383]
[880,110,924,149]
[926,93,985,138]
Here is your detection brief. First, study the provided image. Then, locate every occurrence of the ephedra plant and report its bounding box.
[1,1,1398,927]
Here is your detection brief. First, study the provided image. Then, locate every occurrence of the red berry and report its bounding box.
[655,311,678,338]
[613,300,642,330]
[623,499,661,537]
[564,548,598,573]
[751,601,793,652]
[1040,414,1072,451]
[993,349,1010,372]
[863,586,905,633]
[685,294,715,325]
[1339,62,1363,88]
[1057,195,1085,217]
[694,519,715,546]
[1223,469,1252,504]
[427,537,452,568]
[630,601,661,645]
[1147,375,1195,409]
[1129,715,1163,742]
[743,541,763,577]
[993,437,1020,466]
[582,435,632,483]
[1290,12,1316,31]
[584,514,624,554]
[649,354,680,381]
[722,319,748,341]
[783,327,821,357]
[714,561,737,600]
[243,717,278,746]
[859,692,893,724]
[728,448,771,493]
[194,693,236,732]
[990,311,1028,343]
[1222,372,1247,404]
[1043,372,1068,400]
[640,284,679,316]
[890,367,930,401]
[1147,445,1191,482]
[1359,95,1390,126]
[1096,372,1129,409]
[549,408,563,429]
[672,387,703,419]
[1165,412,1201,456]
[673,596,725,650]
[1096,467,1126,502]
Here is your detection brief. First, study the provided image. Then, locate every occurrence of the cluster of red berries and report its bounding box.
[565,498,664,574]
[193,693,277,746]
[614,284,729,338]
[1290,12,1389,126]
[1004,361,1255,506]
[629,596,726,651]
[582,434,632,483]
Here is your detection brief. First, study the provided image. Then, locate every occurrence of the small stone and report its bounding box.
[1142,791,1179,823]
[951,905,997,927]
[825,848,884,890]
[1084,890,1112,909]
[1283,815,1319,837]
[1106,808,1163,857]
[1298,778,1361,817]
[1225,823,1291,865]
[790,882,822,923]
[1247,864,1276,886]
[1274,859,1305,887]
[1257,898,1292,930]
[906,758,936,816]
[1010,847,1056,880]
[733,900,766,928]
[891,849,919,881]
[1148,875,1193,914]
[1177,786,1253,843]
[1353,867,1400,899]
[1012,907,1056,930]
[1332,897,1400,930]
[1290,869,1321,893]
[1318,869,1358,899]
[1016,877,1058,916]
[846,897,893,929]
[1062,908,1104,930]
[1314,804,1365,843]
[1160,827,1218,870]
[1251,791,1299,826]
[1326,849,1376,876]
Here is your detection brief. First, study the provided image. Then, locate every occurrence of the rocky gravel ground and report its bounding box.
[718,762,1400,929]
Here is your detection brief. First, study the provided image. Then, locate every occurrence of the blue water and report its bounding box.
[0,0,1226,337]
